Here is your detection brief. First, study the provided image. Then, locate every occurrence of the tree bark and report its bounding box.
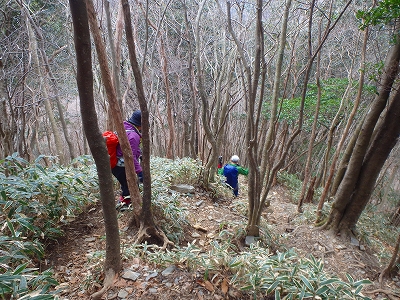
[316,28,367,220]
[195,0,220,187]
[159,36,176,159]
[329,86,400,233]
[86,0,142,212]
[69,2,121,298]
[0,58,14,159]
[324,32,400,235]
[121,0,173,249]
[23,8,65,164]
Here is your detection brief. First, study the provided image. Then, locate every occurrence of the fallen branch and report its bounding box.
[364,288,400,300]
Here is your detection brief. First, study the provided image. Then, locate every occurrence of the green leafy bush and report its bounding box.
[123,240,372,299]
[150,157,203,243]
[0,153,99,299]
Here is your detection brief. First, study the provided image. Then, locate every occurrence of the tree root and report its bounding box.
[90,268,116,300]
[134,222,174,250]
[365,288,400,300]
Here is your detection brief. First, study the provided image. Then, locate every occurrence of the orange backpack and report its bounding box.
[102,131,119,168]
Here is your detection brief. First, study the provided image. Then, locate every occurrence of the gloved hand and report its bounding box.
[137,171,143,183]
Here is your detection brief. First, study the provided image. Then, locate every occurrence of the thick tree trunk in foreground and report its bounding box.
[327,88,400,234]
[69,1,121,298]
[324,35,400,236]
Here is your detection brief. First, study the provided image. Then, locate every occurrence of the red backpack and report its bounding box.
[102,131,119,168]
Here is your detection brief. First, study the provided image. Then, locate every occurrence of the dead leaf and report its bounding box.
[204,280,215,292]
[221,278,229,294]
[196,279,215,292]
[193,224,208,232]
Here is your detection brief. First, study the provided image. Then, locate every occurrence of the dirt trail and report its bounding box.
[46,184,395,299]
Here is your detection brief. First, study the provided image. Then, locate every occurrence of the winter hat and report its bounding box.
[128,110,141,126]
[231,155,240,163]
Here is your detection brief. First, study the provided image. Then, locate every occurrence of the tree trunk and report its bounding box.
[86,0,142,212]
[105,0,123,122]
[327,86,400,234]
[122,0,173,249]
[195,0,219,187]
[19,5,78,163]
[24,9,65,164]
[69,1,121,298]
[298,24,322,212]
[316,28,367,220]
[0,58,14,159]
[324,32,400,235]
[159,36,176,159]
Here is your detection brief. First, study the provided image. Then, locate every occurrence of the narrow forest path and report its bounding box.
[46,182,397,300]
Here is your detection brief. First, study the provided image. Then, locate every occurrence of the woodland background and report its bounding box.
[2,0,400,225]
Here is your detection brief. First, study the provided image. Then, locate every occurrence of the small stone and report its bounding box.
[122,270,141,281]
[245,236,256,246]
[145,271,158,281]
[162,266,176,276]
[84,237,96,242]
[195,200,204,207]
[118,289,129,298]
[170,184,195,193]
[350,236,359,247]
[149,288,158,294]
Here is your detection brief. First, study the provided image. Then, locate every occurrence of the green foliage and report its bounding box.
[150,156,203,186]
[0,153,99,299]
[276,171,303,203]
[357,0,400,30]
[150,157,203,243]
[123,240,371,299]
[264,78,374,129]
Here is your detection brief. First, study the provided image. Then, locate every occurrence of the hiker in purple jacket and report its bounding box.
[112,110,143,209]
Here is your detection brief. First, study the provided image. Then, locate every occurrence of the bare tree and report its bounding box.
[121,0,173,248]
[86,0,142,214]
[69,1,121,299]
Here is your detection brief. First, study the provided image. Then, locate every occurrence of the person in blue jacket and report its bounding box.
[218,155,248,197]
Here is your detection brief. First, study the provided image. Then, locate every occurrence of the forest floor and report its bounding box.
[45,179,400,300]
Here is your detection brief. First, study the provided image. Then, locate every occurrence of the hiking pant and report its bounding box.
[112,166,129,197]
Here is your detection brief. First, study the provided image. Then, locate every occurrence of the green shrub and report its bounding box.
[0,153,99,299]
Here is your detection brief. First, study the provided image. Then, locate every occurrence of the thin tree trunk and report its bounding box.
[23,8,65,164]
[0,58,14,159]
[105,0,123,121]
[159,36,176,159]
[379,232,400,286]
[86,0,142,212]
[20,2,77,162]
[298,20,322,212]
[195,0,219,187]
[121,0,172,249]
